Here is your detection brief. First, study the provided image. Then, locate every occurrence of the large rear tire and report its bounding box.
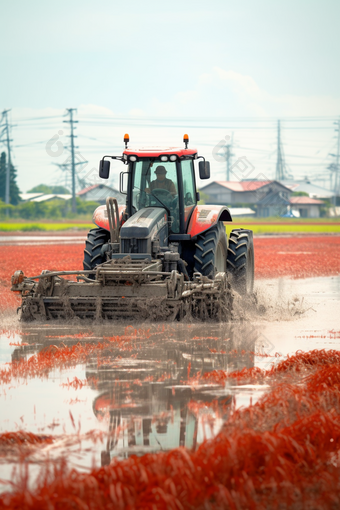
[83,227,110,275]
[227,229,254,295]
[193,222,228,278]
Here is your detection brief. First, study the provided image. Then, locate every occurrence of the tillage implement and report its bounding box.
[11,134,254,321]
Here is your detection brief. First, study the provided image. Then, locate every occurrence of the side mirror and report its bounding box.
[199,160,210,179]
[99,159,110,179]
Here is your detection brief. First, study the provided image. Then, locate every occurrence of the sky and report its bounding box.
[0,0,339,192]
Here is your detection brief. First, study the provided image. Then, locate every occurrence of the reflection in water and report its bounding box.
[6,322,261,468]
[12,324,259,465]
[1,276,340,481]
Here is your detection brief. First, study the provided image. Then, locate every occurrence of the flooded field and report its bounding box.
[0,236,340,508]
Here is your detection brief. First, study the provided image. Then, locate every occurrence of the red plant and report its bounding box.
[0,335,135,385]
[0,349,340,508]
[254,235,340,279]
[0,431,53,447]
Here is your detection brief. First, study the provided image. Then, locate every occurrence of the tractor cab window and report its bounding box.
[181,159,196,227]
[131,159,180,232]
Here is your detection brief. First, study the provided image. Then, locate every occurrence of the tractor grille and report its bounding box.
[120,239,148,254]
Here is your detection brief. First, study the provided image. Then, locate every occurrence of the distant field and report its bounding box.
[0,218,340,234]
[230,217,340,223]
[226,223,340,235]
[0,222,93,232]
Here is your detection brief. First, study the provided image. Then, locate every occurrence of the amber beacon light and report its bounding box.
[183,134,189,149]
[124,134,130,148]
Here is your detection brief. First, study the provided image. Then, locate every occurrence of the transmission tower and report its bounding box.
[328,118,340,205]
[275,120,286,180]
[334,118,340,203]
[63,108,78,213]
[226,132,234,181]
[1,109,13,215]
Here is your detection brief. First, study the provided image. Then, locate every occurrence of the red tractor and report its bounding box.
[12,135,254,321]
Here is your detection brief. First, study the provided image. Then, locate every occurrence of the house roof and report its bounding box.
[32,194,72,202]
[290,196,324,205]
[202,180,291,193]
[228,207,256,216]
[215,180,272,191]
[279,180,333,198]
[20,193,44,200]
[77,184,119,196]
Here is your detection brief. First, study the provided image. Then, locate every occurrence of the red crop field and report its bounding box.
[1,349,340,509]
[0,236,340,508]
[0,244,84,311]
[254,235,340,279]
[0,236,339,311]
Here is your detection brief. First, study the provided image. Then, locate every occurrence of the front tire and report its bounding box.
[83,227,110,276]
[193,222,228,278]
[227,229,254,295]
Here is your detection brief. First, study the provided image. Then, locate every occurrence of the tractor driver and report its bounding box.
[145,165,176,195]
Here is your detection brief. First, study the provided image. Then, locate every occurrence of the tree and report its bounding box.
[0,151,21,205]
[0,198,14,218]
[292,191,309,197]
[51,185,71,194]
[27,184,70,194]
[27,184,52,194]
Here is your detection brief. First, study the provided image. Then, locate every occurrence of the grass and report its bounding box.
[0,223,93,232]
[0,217,340,234]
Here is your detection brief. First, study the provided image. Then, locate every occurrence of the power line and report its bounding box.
[14,140,47,148]
[3,111,338,192]
[77,119,335,130]
[13,115,62,122]
[77,114,338,122]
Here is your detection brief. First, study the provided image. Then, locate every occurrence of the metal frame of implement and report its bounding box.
[11,259,233,322]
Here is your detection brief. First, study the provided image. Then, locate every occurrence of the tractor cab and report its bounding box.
[99,134,211,235]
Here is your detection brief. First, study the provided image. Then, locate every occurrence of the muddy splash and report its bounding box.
[232,280,311,322]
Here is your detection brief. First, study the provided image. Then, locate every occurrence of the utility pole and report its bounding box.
[335,117,340,203]
[63,108,78,214]
[275,119,285,181]
[225,132,234,180]
[2,109,12,215]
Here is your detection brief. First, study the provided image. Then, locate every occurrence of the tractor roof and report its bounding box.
[123,147,197,158]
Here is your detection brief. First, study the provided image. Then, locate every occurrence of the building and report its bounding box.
[228,207,256,217]
[279,179,333,200]
[20,193,72,202]
[200,180,292,217]
[77,184,125,205]
[289,196,324,218]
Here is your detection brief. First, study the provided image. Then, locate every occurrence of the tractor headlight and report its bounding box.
[160,156,168,162]
[169,155,177,161]
[129,155,137,162]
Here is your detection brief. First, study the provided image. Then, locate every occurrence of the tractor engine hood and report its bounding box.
[120,207,168,255]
